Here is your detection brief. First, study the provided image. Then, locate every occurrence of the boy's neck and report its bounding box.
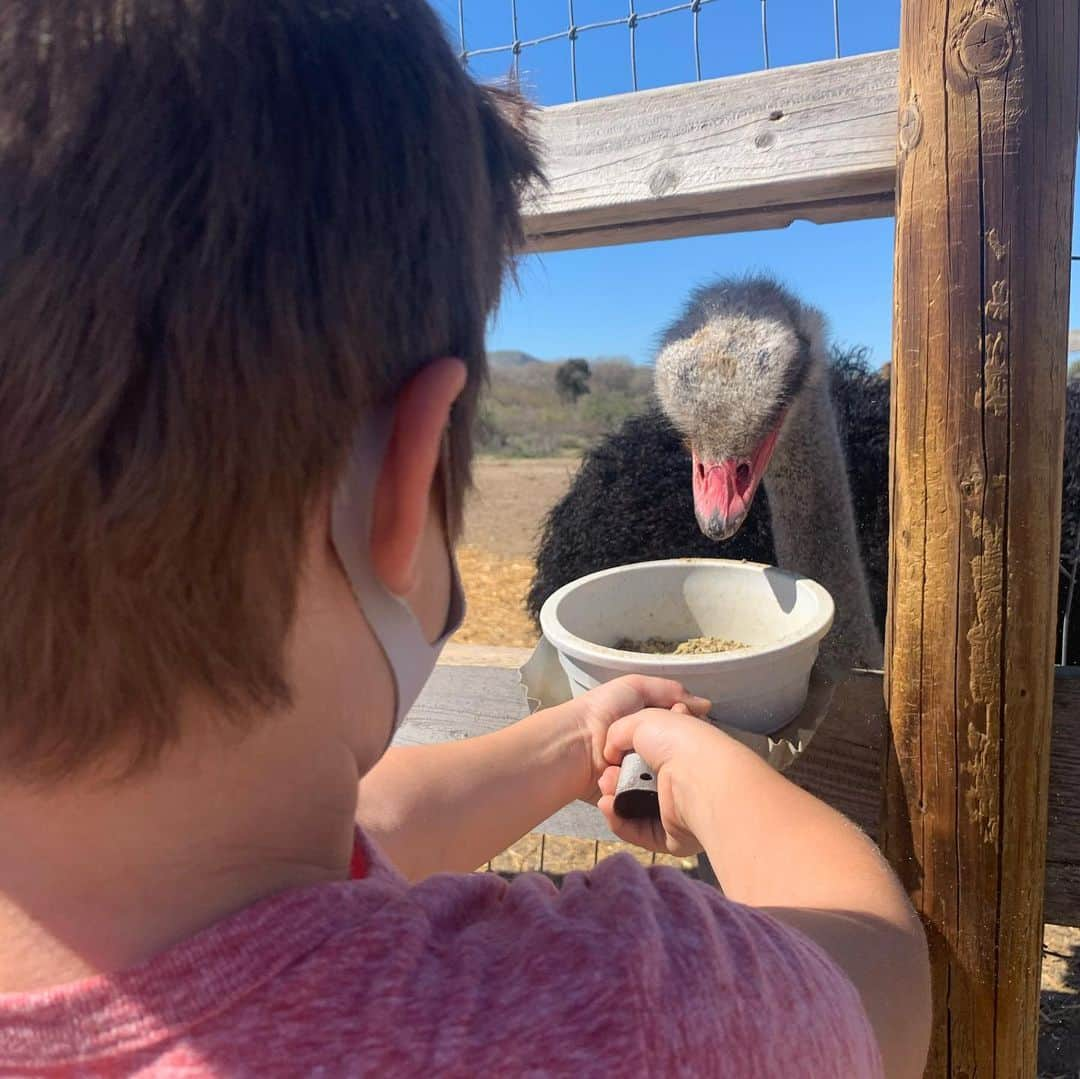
[0,707,365,992]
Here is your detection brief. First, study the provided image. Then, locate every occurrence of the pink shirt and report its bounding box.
[0,831,881,1077]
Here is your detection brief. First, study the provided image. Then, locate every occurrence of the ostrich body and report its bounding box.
[529,276,886,675]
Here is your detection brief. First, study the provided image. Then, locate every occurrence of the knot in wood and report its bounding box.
[898,101,922,152]
[959,15,1013,76]
[648,165,679,197]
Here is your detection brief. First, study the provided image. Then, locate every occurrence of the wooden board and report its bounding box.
[396,664,617,842]
[883,2,1080,1073]
[403,662,1080,927]
[523,51,898,252]
[479,834,696,878]
[440,643,534,668]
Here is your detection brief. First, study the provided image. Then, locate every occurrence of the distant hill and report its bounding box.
[488,349,541,368]
[488,349,636,368]
[478,354,652,457]
[1070,329,1080,355]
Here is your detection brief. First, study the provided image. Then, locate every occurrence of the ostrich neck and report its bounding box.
[763,375,883,671]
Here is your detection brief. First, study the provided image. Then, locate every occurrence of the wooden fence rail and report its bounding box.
[523,50,898,251]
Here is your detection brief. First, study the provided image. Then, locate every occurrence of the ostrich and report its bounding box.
[528,275,1080,672]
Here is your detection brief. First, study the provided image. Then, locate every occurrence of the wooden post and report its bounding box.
[884,0,1079,1074]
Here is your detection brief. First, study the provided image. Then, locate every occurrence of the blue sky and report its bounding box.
[431,0,1079,366]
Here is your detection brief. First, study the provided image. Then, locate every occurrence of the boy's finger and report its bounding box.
[624,675,710,716]
[602,712,645,764]
[602,708,685,765]
[597,764,621,798]
[685,695,712,718]
[674,690,710,716]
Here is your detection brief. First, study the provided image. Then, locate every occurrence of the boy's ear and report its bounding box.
[370,358,467,596]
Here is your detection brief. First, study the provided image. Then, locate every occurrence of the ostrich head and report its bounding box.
[655,276,827,541]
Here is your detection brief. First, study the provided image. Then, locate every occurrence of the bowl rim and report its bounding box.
[538,557,835,668]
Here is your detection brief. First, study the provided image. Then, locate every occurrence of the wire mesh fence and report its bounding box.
[454,1,845,101]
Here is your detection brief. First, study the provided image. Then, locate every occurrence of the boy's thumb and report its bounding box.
[602,707,678,766]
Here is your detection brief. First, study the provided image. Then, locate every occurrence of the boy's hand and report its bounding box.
[597,706,743,857]
[557,676,710,804]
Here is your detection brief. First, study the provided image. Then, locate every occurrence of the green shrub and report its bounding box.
[476,359,651,457]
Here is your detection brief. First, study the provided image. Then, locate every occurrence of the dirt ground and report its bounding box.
[462,456,580,559]
[456,455,1080,1074]
[451,457,578,648]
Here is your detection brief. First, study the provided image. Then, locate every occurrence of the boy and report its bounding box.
[0,2,929,1075]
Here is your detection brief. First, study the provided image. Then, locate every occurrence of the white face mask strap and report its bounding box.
[329,411,465,739]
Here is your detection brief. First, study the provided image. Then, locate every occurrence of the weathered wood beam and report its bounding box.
[883,1,1080,1075]
[522,51,899,252]
[404,664,1080,928]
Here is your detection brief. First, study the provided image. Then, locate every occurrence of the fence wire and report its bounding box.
[456,0,844,101]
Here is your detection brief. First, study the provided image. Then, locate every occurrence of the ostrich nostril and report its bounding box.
[696,460,706,480]
[735,462,751,495]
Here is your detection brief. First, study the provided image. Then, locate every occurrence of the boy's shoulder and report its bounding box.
[0,835,880,1078]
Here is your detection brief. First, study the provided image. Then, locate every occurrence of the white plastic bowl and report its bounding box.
[538,559,834,735]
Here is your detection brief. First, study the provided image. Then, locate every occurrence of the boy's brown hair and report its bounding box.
[0,0,541,777]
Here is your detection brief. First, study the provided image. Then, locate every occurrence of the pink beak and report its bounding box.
[692,425,782,541]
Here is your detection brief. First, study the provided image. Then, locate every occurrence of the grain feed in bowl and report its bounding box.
[615,636,747,655]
